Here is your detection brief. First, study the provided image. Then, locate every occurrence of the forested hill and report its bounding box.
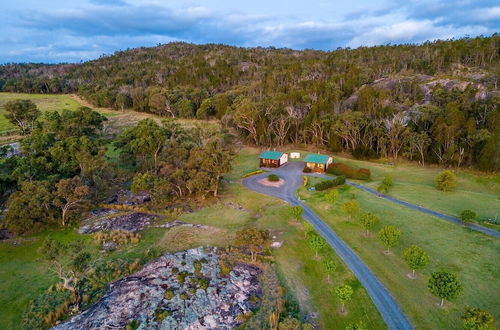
[1,35,499,170]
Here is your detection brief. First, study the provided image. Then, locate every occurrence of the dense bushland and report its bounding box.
[1,35,499,170]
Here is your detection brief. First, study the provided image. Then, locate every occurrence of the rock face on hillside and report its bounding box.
[53,247,261,330]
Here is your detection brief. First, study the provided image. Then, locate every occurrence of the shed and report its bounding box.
[304,154,333,173]
[259,151,288,168]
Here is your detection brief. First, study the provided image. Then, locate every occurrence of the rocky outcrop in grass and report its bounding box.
[53,247,261,329]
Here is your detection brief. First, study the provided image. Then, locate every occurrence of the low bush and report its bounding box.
[460,210,477,223]
[315,180,335,191]
[242,169,265,178]
[268,174,280,182]
[435,170,456,191]
[332,175,346,186]
[327,163,371,180]
[94,230,141,245]
[303,167,312,173]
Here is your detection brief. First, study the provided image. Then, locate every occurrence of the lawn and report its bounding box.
[297,183,500,329]
[331,153,500,222]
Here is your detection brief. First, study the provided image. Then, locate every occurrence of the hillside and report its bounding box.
[0,36,499,170]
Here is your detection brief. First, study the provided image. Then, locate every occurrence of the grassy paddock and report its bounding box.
[298,183,500,329]
[274,146,499,222]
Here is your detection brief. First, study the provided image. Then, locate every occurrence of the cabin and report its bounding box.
[304,153,333,173]
[259,151,288,168]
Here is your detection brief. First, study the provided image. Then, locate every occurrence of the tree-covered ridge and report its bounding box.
[0,35,498,170]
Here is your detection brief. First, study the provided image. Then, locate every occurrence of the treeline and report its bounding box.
[1,35,498,170]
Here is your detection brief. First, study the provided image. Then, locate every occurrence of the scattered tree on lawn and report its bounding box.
[289,205,303,221]
[377,175,394,193]
[335,284,354,314]
[4,99,41,135]
[402,245,429,278]
[460,210,477,224]
[377,225,401,253]
[234,227,270,262]
[323,257,337,282]
[302,221,315,239]
[427,271,462,307]
[54,176,91,226]
[462,307,495,330]
[359,212,380,236]
[341,199,360,220]
[308,234,326,258]
[325,189,339,205]
[435,170,457,192]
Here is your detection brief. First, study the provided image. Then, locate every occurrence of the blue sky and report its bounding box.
[1,0,498,63]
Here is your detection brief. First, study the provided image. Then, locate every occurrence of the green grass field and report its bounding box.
[297,182,500,329]
[281,147,499,223]
[332,154,500,222]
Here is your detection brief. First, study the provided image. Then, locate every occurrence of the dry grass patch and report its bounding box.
[156,226,232,252]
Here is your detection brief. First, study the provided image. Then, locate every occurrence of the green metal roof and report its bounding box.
[259,150,284,160]
[304,154,330,164]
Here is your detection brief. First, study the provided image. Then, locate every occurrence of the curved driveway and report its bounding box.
[243,162,413,330]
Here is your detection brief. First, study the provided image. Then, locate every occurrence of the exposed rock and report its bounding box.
[271,241,283,248]
[78,212,159,234]
[53,247,262,330]
[79,210,211,235]
[0,143,20,158]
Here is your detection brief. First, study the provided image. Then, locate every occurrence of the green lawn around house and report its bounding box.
[331,154,500,222]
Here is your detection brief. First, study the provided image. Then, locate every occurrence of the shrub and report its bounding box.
[332,175,346,186]
[164,289,174,300]
[358,168,371,180]
[435,170,456,191]
[377,183,389,193]
[242,169,265,178]
[382,175,394,187]
[460,210,477,223]
[303,167,312,173]
[462,307,495,330]
[327,163,371,180]
[268,174,280,182]
[199,277,210,290]
[315,180,334,191]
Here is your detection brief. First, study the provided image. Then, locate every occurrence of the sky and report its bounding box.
[1,0,498,63]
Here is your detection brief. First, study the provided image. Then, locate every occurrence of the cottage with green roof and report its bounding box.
[304,153,333,173]
[259,150,288,168]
